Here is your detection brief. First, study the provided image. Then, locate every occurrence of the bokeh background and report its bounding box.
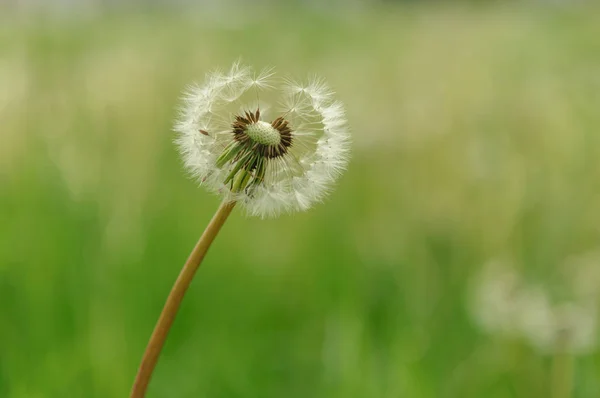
[2,1,600,397]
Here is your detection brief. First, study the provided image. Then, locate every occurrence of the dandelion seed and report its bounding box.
[174,62,351,217]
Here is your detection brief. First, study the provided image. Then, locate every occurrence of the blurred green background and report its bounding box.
[2,2,600,397]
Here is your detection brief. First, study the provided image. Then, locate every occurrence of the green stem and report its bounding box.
[551,332,574,398]
[130,200,236,398]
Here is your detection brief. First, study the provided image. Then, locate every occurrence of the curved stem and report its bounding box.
[130,200,237,398]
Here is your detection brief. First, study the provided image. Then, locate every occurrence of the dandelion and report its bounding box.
[469,259,523,337]
[525,302,598,355]
[469,260,599,356]
[469,260,599,398]
[130,62,350,397]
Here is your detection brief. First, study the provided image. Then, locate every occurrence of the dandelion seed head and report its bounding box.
[470,260,599,355]
[469,260,523,337]
[174,63,351,217]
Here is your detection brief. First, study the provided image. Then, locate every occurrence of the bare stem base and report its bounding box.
[130,200,237,398]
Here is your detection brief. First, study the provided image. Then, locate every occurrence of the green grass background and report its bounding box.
[2,4,600,397]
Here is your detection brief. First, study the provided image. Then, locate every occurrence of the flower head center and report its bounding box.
[231,110,294,159]
[217,109,296,193]
[245,121,281,146]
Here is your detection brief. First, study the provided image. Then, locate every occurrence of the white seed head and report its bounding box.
[470,260,599,355]
[469,260,523,337]
[551,303,597,355]
[174,62,351,217]
[519,299,598,355]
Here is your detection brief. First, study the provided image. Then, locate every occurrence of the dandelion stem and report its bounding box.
[551,332,574,398]
[130,200,237,398]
